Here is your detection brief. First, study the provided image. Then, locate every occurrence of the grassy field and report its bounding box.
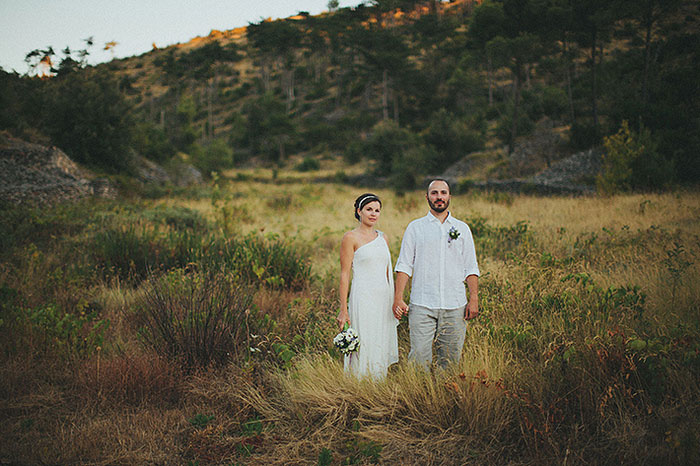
[1,174,699,465]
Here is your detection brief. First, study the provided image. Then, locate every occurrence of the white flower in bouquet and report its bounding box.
[333,324,360,355]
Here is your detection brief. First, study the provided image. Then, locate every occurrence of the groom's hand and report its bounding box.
[465,300,479,320]
[393,299,408,319]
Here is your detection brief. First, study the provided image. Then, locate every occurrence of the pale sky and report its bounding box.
[0,0,365,74]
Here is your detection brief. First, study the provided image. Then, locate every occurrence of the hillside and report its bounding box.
[2,0,699,192]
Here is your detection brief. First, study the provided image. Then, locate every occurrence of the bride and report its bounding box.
[337,193,399,379]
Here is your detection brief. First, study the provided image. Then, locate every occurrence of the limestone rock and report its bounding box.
[0,137,116,204]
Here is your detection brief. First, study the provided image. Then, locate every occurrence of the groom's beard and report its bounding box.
[429,198,449,213]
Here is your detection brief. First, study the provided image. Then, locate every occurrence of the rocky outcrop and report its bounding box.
[0,137,117,204]
[133,154,203,187]
[529,149,601,193]
[441,118,602,195]
[0,136,205,204]
[445,149,601,195]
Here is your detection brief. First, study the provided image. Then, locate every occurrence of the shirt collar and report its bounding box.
[427,211,453,224]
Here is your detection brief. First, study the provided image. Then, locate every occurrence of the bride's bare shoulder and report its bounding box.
[342,229,359,247]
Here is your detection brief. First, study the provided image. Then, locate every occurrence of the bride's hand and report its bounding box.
[392,298,408,319]
[336,309,350,330]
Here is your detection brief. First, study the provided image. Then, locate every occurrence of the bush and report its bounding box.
[91,226,200,282]
[597,120,674,194]
[540,86,569,121]
[3,289,109,358]
[137,270,254,367]
[190,138,234,177]
[295,156,320,172]
[390,144,436,193]
[199,233,312,291]
[467,216,531,260]
[422,109,485,172]
[41,69,134,173]
[133,121,175,163]
[362,120,417,176]
[495,111,535,144]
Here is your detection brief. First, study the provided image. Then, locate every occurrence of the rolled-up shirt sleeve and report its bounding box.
[462,225,480,278]
[394,222,416,276]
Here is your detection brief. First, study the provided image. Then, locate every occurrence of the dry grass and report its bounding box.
[1,178,699,464]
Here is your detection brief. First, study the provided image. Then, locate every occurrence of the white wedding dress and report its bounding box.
[345,231,399,379]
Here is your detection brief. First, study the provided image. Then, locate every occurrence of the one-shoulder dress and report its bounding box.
[346,231,399,379]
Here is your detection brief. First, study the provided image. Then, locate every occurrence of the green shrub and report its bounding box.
[390,145,436,193]
[422,109,485,172]
[133,121,174,163]
[92,226,200,281]
[540,86,569,120]
[25,301,109,357]
[597,120,674,194]
[42,69,134,173]
[198,233,312,291]
[363,120,417,176]
[295,156,320,172]
[137,269,254,367]
[495,111,535,144]
[190,138,235,177]
[2,284,108,357]
[467,216,531,260]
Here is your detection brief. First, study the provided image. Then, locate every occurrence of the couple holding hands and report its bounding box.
[337,179,480,379]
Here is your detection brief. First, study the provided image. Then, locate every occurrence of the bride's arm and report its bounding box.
[337,232,354,330]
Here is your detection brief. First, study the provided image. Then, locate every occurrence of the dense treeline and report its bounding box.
[1,0,698,189]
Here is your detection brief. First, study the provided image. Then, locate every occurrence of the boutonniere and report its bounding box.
[448,226,460,244]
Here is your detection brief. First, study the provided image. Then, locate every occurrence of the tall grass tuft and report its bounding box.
[137,269,254,368]
[76,350,183,406]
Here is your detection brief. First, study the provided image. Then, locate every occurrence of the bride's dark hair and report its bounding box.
[354,193,381,220]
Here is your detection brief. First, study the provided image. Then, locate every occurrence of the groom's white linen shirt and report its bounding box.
[395,212,480,310]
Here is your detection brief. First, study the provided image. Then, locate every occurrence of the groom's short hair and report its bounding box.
[427,178,450,194]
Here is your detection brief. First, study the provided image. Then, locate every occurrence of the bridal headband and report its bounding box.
[357,194,380,210]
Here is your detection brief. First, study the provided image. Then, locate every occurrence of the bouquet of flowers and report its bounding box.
[333,323,360,355]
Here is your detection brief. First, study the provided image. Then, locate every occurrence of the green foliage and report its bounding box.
[143,205,209,231]
[137,269,254,367]
[422,109,485,171]
[540,85,569,120]
[494,109,536,143]
[663,241,693,309]
[597,120,673,194]
[343,438,382,464]
[318,447,333,466]
[199,233,313,292]
[188,414,215,428]
[189,138,234,177]
[295,156,321,172]
[154,41,241,80]
[133,121,174,162]
[41,69,134,172]
[570,120,599,150]
[91,221,311,290]
[358,120,416,176]
[467,216,532,260]
[21,300,108,357]
[242,93,296,161]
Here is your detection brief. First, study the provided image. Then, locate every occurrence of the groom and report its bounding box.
[393,178,480,369]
